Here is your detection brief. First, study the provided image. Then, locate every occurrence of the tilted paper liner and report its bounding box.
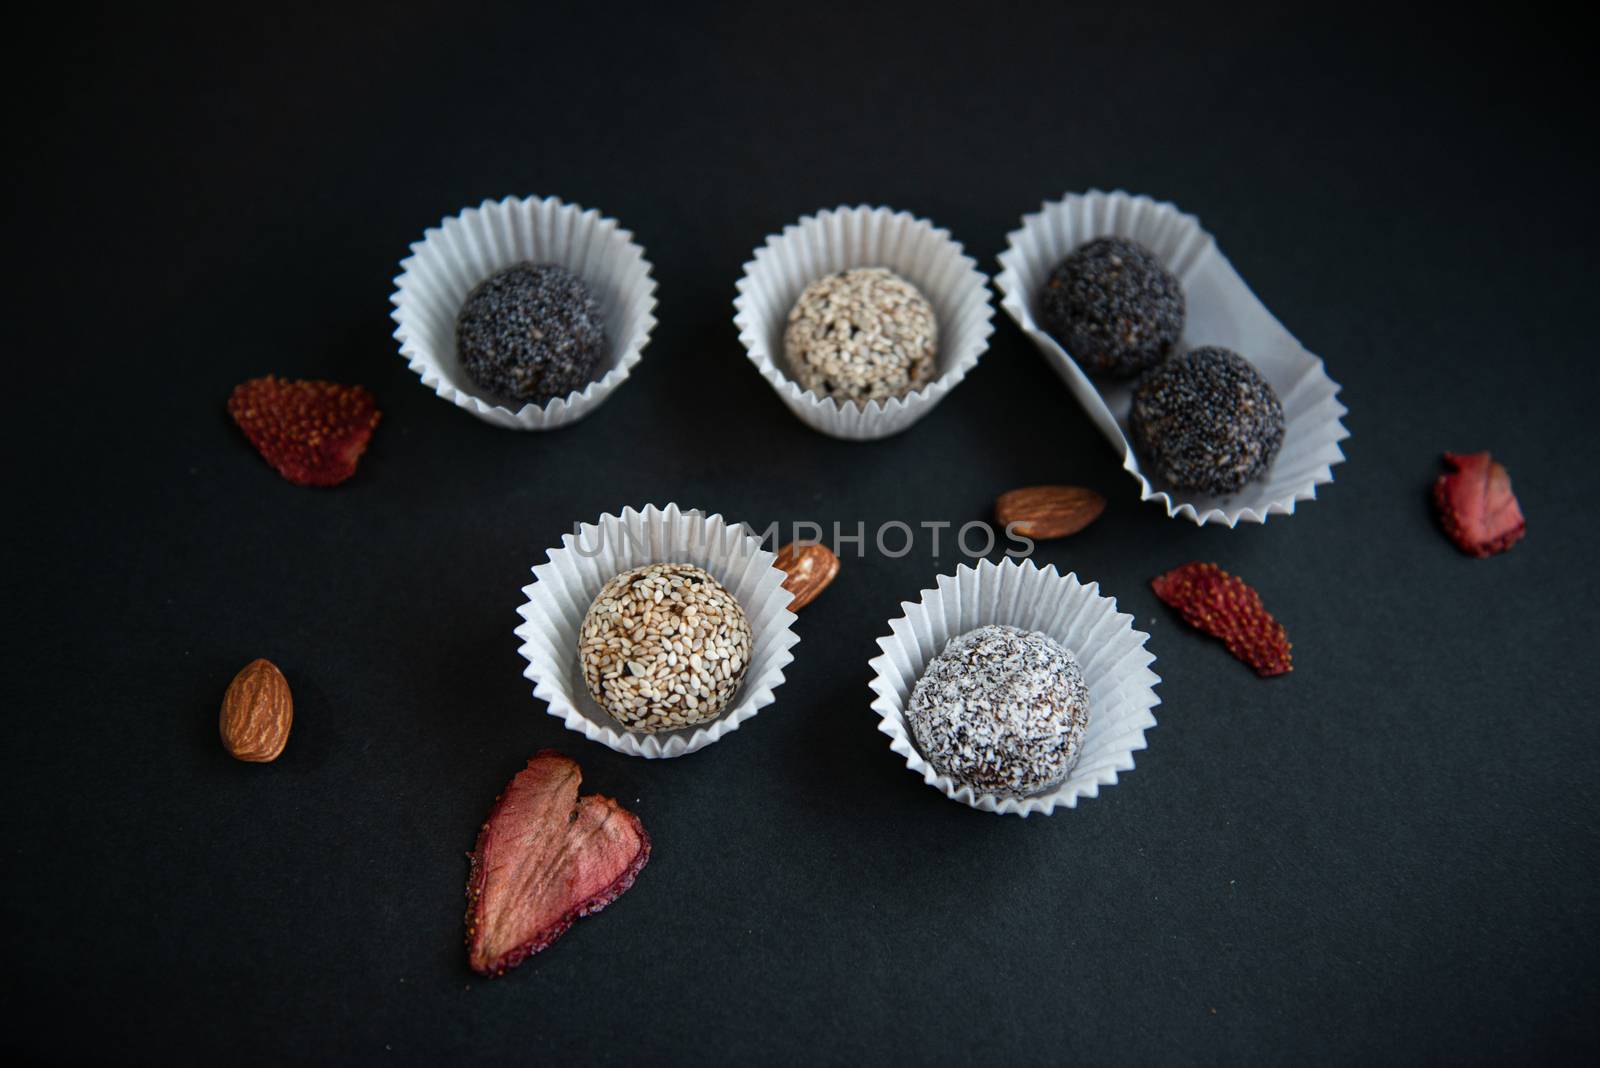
[995,190,1349,525]
[734,205,994,440]
[392,195,657,430]
[515,505,799,758]
[869,559,1159,816]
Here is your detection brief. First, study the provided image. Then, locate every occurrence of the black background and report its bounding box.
[4,3,1597,1064]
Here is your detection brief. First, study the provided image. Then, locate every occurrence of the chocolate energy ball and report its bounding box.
[1129,346,1286,495]
[906,624,1091,799]
[579,563,753,734]
[1039,236,1184,378]
[783,267,938,404]
[455,262,607,404]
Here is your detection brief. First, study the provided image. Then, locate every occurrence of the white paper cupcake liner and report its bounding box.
[733,205,995,440]
[995,190,1349,526]
[391,195,658,430]
[868,559,1159,817]
[514,504,799,759]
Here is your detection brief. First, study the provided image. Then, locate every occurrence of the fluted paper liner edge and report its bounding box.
[995,189,1348,525]
[868,558,1159,816]
[515,504,799,758]
[392,194,658,430]
[734,205,994,441]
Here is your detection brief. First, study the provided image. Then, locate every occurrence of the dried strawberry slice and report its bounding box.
[227,376,381,487]
[465,751,650,977]
[1434,451,1526,558]
[1152,562,1292,678]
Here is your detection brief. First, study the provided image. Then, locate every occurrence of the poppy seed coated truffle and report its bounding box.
[906,624,1091,800]
[455,263,607,404]
[1039,237,1184,378]
[1129,346,1286,495]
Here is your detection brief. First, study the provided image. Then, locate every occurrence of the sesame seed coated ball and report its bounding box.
[1129,346,1286,496]
[455,262,607,404]
[783,267,938,404]
[906,625,1091,799]
[1039,237,1184,378]
[579,563,753,734]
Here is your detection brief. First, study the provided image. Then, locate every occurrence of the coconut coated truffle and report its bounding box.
[906,624,1091,799]
[456,262,607,404]
[784,267,938,404]
[1039,237,1184,378]
[1129,346,1286,495]
[579,563,753,734]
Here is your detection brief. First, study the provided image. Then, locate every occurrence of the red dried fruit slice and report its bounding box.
[1434,451,1526,558]
[227,375,381,487]
[465,751,650,977]
[1152,562,1292,678]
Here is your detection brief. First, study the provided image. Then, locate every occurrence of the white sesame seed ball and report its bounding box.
[906,625,1091,799]
[579,563,754,734]
[783,267,938,404]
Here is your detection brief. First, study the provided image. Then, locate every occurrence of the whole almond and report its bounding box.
[773,541,841,611]
[995,485,1106,540]
[219,658,293,762]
